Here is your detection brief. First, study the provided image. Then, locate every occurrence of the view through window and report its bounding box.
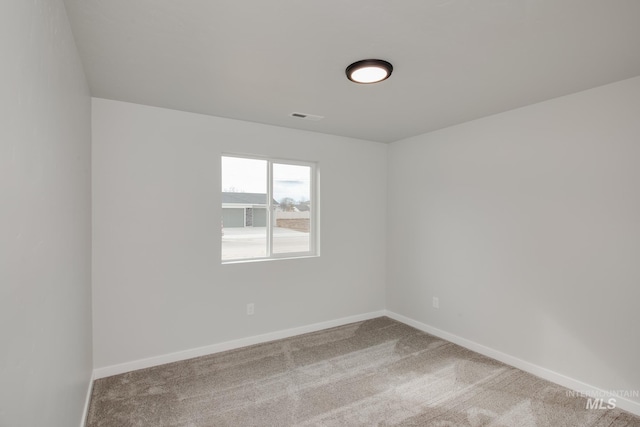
[221,155,317,262]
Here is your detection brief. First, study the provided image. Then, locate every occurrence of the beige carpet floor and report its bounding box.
[86,317,640,426]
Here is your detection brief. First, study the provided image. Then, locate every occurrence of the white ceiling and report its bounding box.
[63,0,640,143]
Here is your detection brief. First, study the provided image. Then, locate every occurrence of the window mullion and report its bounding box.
[267,160,273,257]
[310,164,316,255]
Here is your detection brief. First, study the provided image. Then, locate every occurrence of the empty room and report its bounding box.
[2,0,639,426]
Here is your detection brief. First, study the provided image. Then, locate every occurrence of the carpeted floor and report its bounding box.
[86,317,640,426]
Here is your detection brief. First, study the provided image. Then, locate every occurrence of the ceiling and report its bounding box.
[63,0,640,143]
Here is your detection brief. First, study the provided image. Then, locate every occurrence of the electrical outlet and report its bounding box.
[247,303,255,316]
[432,297,439,309]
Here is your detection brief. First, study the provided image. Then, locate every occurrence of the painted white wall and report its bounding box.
[92,98,387,369]
[388,76,640,406]
[0,1,93,426]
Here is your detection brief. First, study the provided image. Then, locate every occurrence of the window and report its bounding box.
[221,155,318,262]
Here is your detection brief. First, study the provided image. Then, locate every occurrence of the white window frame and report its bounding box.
[221,154,319,263]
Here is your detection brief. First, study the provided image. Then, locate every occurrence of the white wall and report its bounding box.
[92,98,387,369]
[0,1,93,426]
[388,76,640,406]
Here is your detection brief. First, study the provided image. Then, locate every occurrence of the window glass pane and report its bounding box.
[272,163,311,254]
[221,156,268,260]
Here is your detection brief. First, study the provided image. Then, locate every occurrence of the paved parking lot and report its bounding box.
[222,227,309,260]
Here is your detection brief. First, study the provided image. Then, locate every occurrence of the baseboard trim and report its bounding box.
[384,310,640,417]
[80,370,94,427]
[93,310,386,380]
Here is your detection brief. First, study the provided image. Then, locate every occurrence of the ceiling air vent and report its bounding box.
[289,112,324,121]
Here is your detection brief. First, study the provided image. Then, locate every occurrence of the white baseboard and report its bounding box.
[383,310,640,417]
[93,310,386,380]
[80,370,94,427]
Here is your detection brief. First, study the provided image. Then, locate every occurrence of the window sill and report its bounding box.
[221,254,319,265]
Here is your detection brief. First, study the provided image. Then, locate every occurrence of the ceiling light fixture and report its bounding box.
[346,59,393,84]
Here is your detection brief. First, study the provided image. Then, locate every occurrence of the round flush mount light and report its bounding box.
[346,59,393,84]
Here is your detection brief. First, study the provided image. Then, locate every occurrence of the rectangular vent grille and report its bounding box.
[290,112,324,121]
